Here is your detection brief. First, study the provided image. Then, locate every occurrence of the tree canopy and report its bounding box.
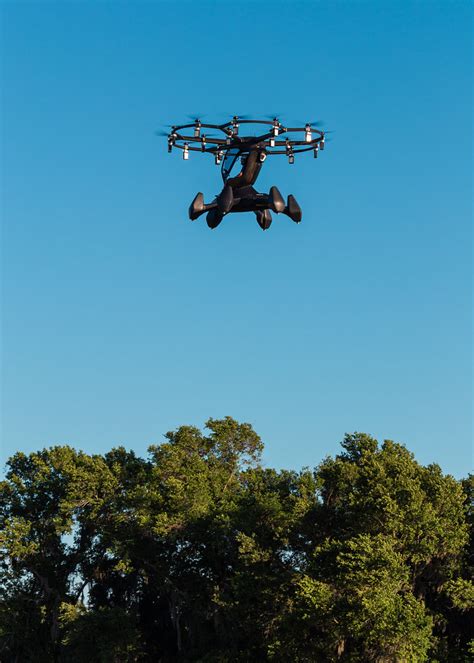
[0,417,472,661]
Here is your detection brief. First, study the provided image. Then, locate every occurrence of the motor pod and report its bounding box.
[231,117,240,136]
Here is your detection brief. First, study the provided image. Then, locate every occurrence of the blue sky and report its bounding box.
[1,1,472,477]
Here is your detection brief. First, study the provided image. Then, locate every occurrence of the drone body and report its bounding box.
[162,117,327,230]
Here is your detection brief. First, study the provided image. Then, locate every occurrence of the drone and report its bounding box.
[161,116,327,230]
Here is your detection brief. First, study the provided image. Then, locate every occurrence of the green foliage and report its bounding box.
[0,420,471,661]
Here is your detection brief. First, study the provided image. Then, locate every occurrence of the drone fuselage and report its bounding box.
[226,148,264,188]
[189,140,301,228]
[165,117,326,228]
[223,141,267,189]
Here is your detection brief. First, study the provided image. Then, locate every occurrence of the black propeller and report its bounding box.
[292,119,325,128]
[219,113,252,122]
[186,114,206,122]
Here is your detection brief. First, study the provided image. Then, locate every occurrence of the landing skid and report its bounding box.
[189,186,302,229]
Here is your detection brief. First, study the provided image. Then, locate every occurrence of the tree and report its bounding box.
[0,446,118,661]
[0,422,472,662]
[269,433,471,662]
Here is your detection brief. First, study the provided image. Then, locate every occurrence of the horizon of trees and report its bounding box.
[0,417,472,662]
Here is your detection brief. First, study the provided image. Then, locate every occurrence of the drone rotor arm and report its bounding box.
[265,144,322,155]
[179,135,227,144]
[162,117,330,161]
[251,131,279,143]
[172,143,225,153]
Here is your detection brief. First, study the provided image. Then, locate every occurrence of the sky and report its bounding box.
[1,1,472,477]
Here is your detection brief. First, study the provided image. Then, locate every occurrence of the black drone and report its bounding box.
[162,116,327,230]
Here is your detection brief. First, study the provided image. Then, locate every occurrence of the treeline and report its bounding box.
[0,417,472,662]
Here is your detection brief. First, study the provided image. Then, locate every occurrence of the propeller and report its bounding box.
[186,114,207,122]
[226,113,251,119]
[216,113,252,124]
[298,119,325,128]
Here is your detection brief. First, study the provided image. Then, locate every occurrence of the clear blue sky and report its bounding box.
[1,1,472,477]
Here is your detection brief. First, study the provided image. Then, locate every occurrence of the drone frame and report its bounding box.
[165,117,326,162]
